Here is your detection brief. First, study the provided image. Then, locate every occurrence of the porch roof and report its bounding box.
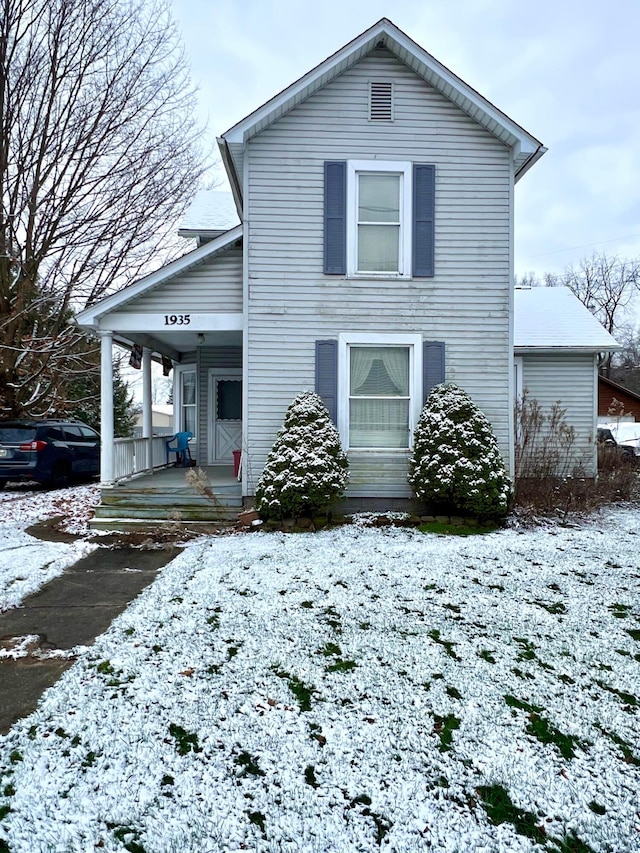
[76,225,243,329]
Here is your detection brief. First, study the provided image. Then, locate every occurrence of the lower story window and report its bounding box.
[181,370,196,435]
[349,346,410,448]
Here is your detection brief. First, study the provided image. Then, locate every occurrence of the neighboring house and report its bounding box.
[76,18,618,508]
[598,375,640,422]
[133,405,174,438]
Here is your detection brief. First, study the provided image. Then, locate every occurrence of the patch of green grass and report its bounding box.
[8,750,22,765]
[504,695,543,714]
[3,784,15,798]
[124,627,135,636]
[96,660,115,676]
[300,600,314,609]
[476,783,546,844]
[304,765,319,788]
[235,751,265,778]
[82,751,96,767]
[553,831,597,852]
[595,679,638,708]
[110,824,146,853]
[531,599,567,615]
[478,649,496,664]
[322,605,342,631]
[419,521,499,536]
[428,629,460,660]
[599,726,640,765]
[526,716,579,760]
[320,642,342,657]
[625,628,640,641]
[326,658,357,673]
[0,804,12,822]
[608,603,631,619]
[247,810,267,839]
[271,666,315,712]
[446,685,463,700]
[168,723,201,756]
[433,713,460,752]
[347,794,392,845]
[588,800,606,815]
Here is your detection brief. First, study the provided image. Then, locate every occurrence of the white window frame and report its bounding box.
[174,364,197,438]
[346,160,412,279]
[338,332,423,451]
[513,356,523,404]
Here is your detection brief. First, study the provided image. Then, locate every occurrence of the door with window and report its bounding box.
[209,371,242,464]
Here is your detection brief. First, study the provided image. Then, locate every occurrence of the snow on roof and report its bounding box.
[179,190,240,234]
[514,286,620,351]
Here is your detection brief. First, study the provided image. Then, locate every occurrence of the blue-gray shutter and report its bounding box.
[324,161,346,274]
[315,339,338,423]
[423,341,445,402]
[413,164,435,277]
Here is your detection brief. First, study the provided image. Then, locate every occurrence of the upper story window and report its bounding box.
[324,161,435,279]
[348,161,412,278]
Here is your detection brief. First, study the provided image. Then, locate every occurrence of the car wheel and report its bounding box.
[49,462,71,489]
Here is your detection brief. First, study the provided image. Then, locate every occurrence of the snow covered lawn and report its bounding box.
[1,510,639,851]
[0,485,100,611]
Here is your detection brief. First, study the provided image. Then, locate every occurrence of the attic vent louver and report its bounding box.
[369,81,393,122]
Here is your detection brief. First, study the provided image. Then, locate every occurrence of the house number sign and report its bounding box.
[164,314,191,325]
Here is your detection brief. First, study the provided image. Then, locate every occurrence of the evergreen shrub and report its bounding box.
[408,383,512,519]
[255,391,349,520]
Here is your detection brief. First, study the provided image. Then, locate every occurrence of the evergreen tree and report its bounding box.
[255,391,349,520]
[408,383,512,519]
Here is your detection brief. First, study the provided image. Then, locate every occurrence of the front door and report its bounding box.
[209,371,242,464]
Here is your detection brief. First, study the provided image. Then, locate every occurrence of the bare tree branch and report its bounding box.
[0,0,208,416]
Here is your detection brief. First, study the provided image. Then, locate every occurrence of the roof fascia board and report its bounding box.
[222,18,543,159]
[217,137,244,211]
[514,345,622,354]
[76,225,243,327]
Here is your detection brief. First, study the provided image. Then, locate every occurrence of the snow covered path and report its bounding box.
[0,510,639,851]
[0,486,100,611]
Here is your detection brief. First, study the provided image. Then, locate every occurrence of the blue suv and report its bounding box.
[0,420,100,489]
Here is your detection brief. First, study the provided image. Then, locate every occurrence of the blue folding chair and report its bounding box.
[166,431,194,467]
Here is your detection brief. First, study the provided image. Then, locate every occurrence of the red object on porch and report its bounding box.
[233,450,242,478]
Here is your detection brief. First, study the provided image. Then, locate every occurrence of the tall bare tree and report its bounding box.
[522,253,640,377]
[0,0,206,417]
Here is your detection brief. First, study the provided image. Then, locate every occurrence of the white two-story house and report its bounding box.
[76,18,618,523]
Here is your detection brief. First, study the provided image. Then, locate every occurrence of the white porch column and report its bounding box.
[99,331,115,485]
[142,346,153,470]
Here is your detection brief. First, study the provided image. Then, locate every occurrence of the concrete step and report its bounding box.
[93,504,240,522]
[99,493,243,509]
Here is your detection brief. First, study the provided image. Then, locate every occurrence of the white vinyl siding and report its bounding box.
[113,248,243,315]
[519,353,598,476]
[244,49,512,498]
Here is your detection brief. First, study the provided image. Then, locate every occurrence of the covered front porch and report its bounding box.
[91,465,242,530]
[73,226,247,528]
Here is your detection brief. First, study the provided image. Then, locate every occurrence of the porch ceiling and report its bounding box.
[115,329,242,359]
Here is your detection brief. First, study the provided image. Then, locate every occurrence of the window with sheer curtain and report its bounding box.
[349,346,410,448]
[181,370,196,435]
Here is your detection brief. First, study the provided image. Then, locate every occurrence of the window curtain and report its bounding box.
[350,347,409,448]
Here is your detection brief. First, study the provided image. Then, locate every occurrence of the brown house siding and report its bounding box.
[598,376,640,421]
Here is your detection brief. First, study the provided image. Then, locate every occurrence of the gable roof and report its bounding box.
[75,225,243,327]
[514,287,620,352]
[222,18,545,182]
[178,191,240,237]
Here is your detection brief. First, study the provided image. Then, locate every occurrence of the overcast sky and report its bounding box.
[169,0,640,279]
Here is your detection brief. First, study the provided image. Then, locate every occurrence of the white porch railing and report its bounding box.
[112,436,169,482]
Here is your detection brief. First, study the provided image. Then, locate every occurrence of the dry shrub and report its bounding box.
[514,391,638,519]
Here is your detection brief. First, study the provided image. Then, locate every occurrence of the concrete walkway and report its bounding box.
[0,545,180,734]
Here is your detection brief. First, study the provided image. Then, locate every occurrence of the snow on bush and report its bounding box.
[408,383,512,519]
[255,391,349,520]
